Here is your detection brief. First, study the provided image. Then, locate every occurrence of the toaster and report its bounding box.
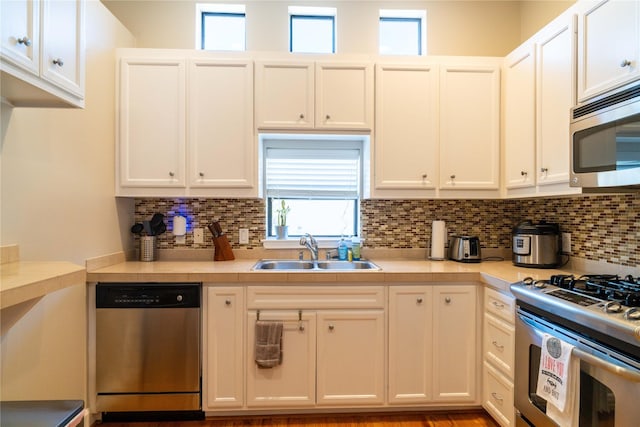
[448,235,482,263]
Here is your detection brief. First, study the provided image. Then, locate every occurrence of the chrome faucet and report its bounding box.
[299,233,319,261]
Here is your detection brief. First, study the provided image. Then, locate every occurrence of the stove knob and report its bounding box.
[635,327,640,341]
[624,307,640,321]
[604,301,623,313]
[533,280,547,289]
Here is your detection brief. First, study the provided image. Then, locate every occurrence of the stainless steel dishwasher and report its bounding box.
[95,282,201,417]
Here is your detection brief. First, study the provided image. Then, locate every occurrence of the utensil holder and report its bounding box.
[140,236,157,262]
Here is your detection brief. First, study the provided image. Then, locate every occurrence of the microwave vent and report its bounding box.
[573,83,640,119]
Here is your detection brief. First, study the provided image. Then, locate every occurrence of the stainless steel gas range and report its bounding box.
[510,275,640,427]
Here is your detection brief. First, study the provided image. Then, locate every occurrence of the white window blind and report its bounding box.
[265,147,360,199]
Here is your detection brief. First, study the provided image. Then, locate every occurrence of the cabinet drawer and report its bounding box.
[483,361,515,427]
[483,312,515,378]
[247,286,385,309]
[484,287,515,323]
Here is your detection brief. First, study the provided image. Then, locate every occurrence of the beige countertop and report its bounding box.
[1,261,86,309]
[86,258,575,292]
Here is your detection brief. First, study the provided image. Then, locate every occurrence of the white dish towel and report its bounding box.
[536,333,580,427]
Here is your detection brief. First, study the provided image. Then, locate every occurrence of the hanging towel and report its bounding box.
[255,320,283,368]
[536,334,580,427]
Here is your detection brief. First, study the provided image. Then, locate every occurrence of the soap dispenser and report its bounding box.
[338,238,348,260]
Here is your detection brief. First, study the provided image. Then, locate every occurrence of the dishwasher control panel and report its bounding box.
[96,283,201,308]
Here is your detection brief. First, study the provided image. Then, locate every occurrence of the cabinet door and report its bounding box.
[204,287,244,409]
[439,64,500,190]
[483,361,515,427]
[432,285,478,402]
[503,45,535,190]
[255,61,314,129]
[577,0,640,102]
[1,0,40,75]
[537,15,575,187]
[118,57,186,188]
[188,59,255,190]
[315,62,373,130]
[40,0,85,97]
[388,286,433,404]
[374,63,438,190]
[317,310,385,406]
[246,311,316,407]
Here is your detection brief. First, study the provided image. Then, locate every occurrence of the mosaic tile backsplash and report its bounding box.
[135,193,640,267]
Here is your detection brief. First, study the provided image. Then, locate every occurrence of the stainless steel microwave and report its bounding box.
[570,83,640,190]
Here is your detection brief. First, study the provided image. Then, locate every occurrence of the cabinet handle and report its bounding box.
[492,340,504,350]
[328,324,335,331]
[417,297,423,304]
[199,172,204,177]
[421,174,427,179]
[621,59,632,68]
[299,113,305,119]
[521,171,527,176]
[169,171,175,177]
[492,301,505,309]
[299,325,305,332]
[450,174,456,180]
[491,392,504,403]
[540,167,548,173]
[445,297,452,304]
[16,37,31,47]
[224,299,231,306]
[52,58,64,67]
[326,114,331,120]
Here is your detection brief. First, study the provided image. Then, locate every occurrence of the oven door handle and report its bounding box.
[522,314,640,383]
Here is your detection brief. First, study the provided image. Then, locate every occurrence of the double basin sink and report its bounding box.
[252,259,381,271]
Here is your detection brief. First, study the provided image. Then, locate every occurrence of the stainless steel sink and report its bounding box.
[251,259,381,271]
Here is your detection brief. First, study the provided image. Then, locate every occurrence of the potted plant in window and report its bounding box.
[275,200,290,240]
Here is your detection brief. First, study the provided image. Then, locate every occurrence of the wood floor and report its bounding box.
[98,410,499,427]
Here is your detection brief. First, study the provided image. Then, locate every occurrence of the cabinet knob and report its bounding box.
[445,296,452,304]
[540,167,548,173]
[328,324,335,331]
[225,299,231,306]
[326,114,331,120]
[417,297,423,304]
[299,325,305,331]
[169,171,175,177]
[450,174,456,180]
[52,58,64,67]
[16,36,31,47]
[521,171,527,176]
[299,113,305,119]
[621,59,632,68]
[199,172,204,177]
[421,174,427,179]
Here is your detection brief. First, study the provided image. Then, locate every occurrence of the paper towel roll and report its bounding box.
[173,215,187,236]
[431,220,446,260]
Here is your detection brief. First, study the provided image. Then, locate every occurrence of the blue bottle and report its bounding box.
[338,238,348,260]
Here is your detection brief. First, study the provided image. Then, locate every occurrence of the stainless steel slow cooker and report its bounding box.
[512,220,560,268]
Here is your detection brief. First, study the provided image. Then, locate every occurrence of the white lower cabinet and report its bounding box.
[482,287,516,427]
[203,287,245,410]
[389,284,479,405]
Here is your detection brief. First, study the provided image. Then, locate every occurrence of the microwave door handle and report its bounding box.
[523,316,640,383]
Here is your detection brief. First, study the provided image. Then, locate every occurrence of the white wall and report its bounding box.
[1,0,136,265]
[0,0,135,406]
[102,0,528,56]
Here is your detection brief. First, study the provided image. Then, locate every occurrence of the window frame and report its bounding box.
[196,3,246,51]
[288,7,337,54]
[379,9,427,56]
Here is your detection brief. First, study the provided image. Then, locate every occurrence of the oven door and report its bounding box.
[515,308,640,427]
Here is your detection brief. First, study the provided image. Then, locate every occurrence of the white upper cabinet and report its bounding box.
[255,61,315,129]
[255,60,373,130]
[1,0,40,75]
[374,63,439,192]
[503,45,536,190]
[536,14,576,188]
[576,0,640,102]
[188,59,255,190]
[315,62,373,130]
[118,56,187,189]
[40,0,85,97]
[439,63,501,191]
[1,0,85,107]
